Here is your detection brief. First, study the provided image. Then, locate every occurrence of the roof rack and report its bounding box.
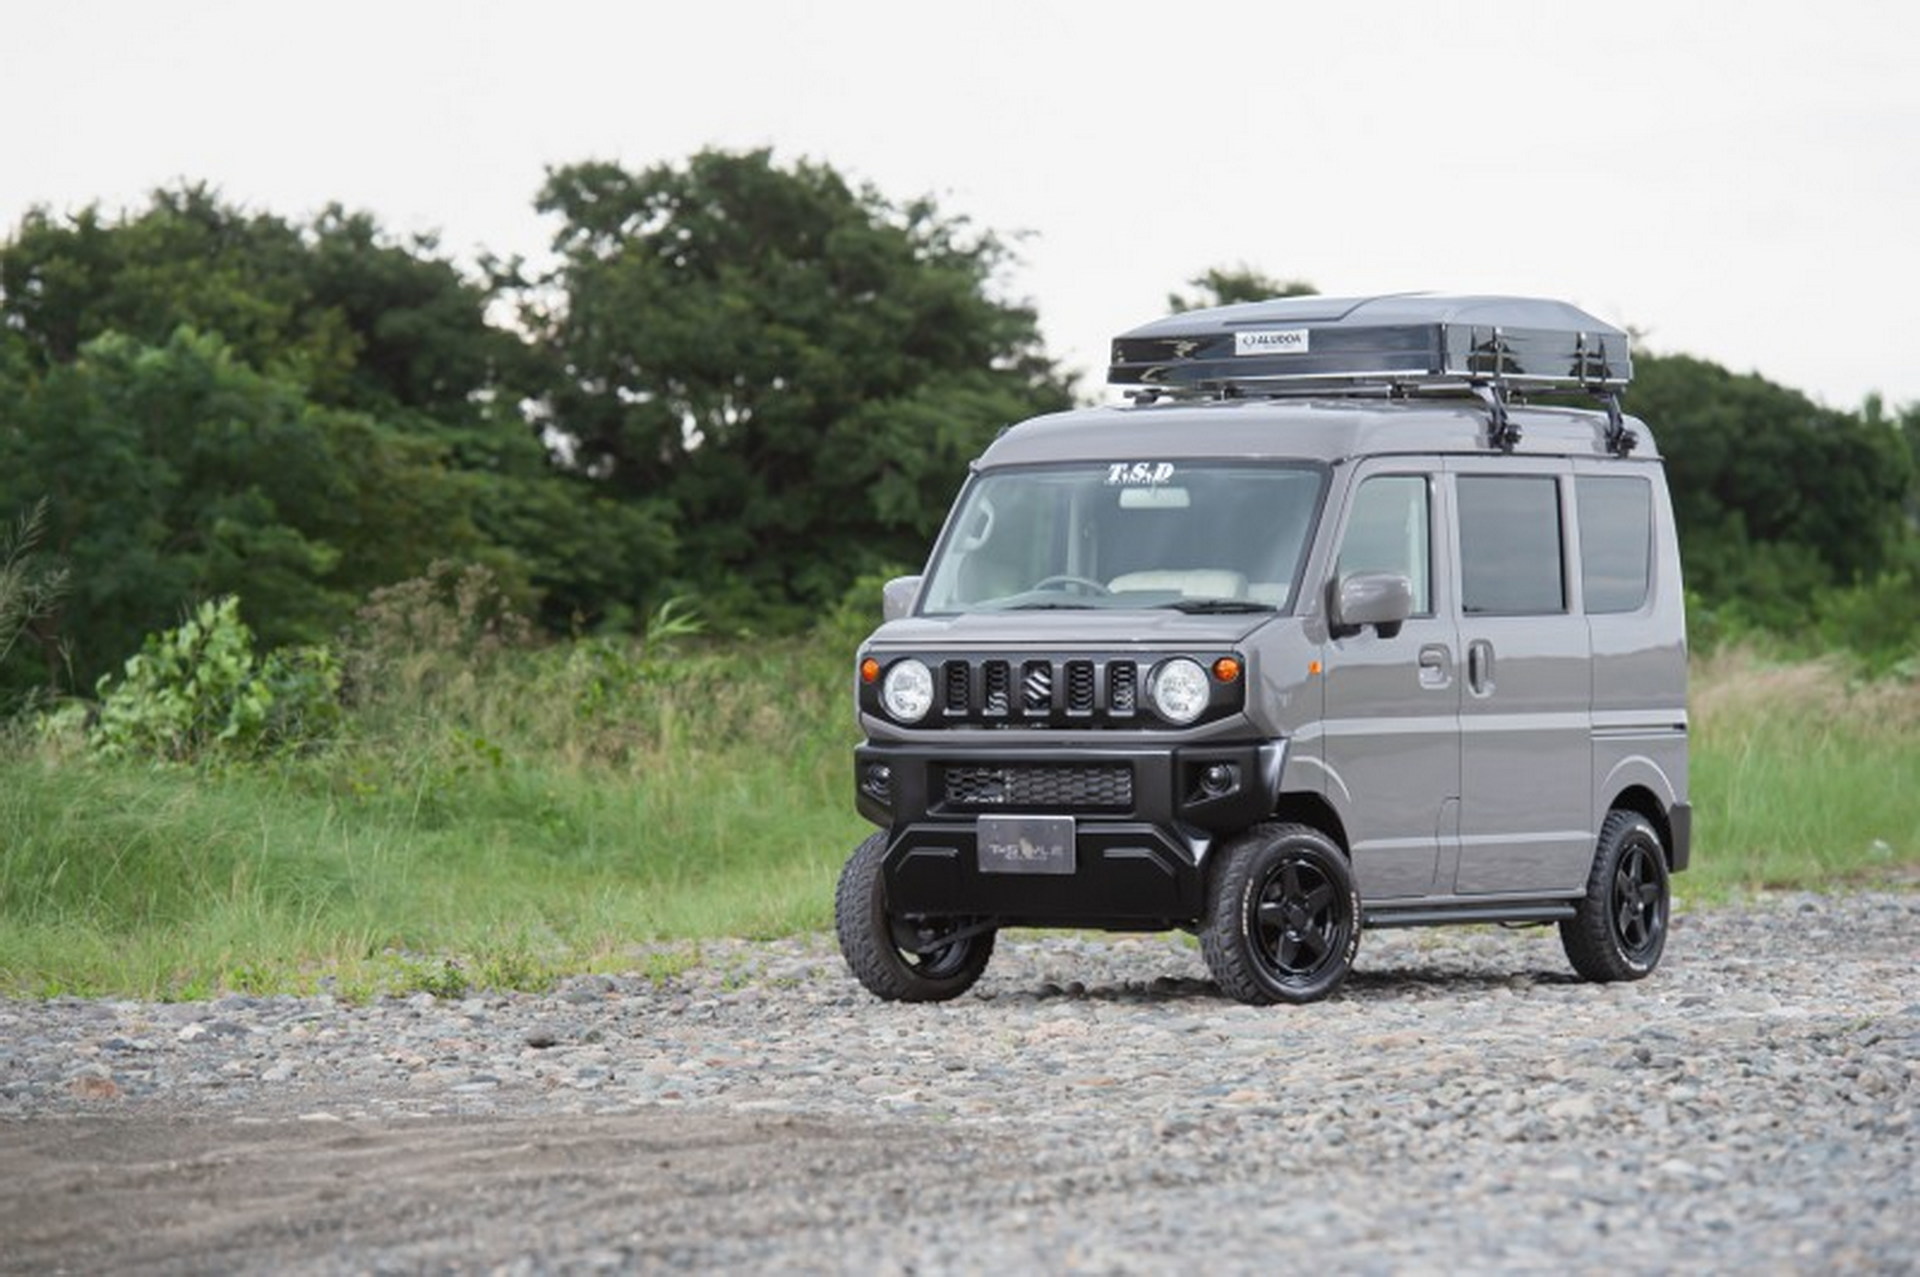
[1108,293,1635,453]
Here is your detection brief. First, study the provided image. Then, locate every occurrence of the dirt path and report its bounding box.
[3,1109,979,1273]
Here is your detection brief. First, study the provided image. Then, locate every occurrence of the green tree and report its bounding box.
[0,327,494,693]
[0,186,674,660]
[527,148,1074,624]
[1627,352,1915,624]
[1169,267,1317,313]
[0,185,517,424]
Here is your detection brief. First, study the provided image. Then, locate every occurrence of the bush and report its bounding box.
[1812,544,1920,678]
[90,596,341,761]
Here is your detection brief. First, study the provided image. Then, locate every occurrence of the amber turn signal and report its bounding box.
[859,657,880,684]
[1212,656,1242,683]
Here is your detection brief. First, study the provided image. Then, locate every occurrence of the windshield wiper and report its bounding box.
[1007,600,1098,610]
[1155,599,1276,614]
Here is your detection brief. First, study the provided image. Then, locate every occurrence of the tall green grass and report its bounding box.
[0,610,872,997]
[1685,649,1920,898]
[1,631,1914,998]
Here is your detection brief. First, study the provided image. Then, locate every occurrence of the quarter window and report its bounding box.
[1458,475,1565,615]
[1337,475,1431,614]
[1577,476,1653,614]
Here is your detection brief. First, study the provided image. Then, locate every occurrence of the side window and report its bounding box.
[1577,476,1653,614]
[1458,475,1564,615]
[1337,475,1431,614]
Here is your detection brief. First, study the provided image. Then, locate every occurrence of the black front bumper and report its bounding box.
[855,739,1283,929]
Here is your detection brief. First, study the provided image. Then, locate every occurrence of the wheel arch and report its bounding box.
[1606,784,1675,868]
[1269,791,1350,856]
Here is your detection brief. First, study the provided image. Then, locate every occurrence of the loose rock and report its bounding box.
[0,891,1914,1272]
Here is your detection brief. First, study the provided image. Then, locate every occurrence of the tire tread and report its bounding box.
[1560,809,1669,982]
[834,832,994,1002]
[1200,821,1359,1005]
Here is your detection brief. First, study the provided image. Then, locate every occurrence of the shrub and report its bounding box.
[90,596,340,761]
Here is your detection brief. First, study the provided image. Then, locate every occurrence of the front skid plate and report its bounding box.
[884,821,1205,927]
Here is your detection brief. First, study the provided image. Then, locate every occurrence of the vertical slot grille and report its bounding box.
[1066,660,1096,713]
[982,660,1011,716]
[1108,662,1138,715]
[943,660,970,714]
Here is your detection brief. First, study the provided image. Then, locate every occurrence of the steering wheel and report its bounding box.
[1031,574,1112,597]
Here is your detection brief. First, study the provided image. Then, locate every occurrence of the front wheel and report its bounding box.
[834,833,995,1002]
[1560,810,1670,982]
[1201,822,1360,1005]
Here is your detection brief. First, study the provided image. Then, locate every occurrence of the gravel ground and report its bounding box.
[2,891,1915,1274]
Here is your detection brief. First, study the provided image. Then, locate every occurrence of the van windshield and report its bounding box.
[920,462,1327,615]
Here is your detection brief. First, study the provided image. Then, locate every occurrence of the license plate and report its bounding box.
[977,814,1076,875]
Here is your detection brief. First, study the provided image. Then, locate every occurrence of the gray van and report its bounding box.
[835,294,1690,1005]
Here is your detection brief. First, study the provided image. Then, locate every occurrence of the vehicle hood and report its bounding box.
[864,609,1279,650]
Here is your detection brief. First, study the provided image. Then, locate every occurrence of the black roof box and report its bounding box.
[1108,293,1631,394]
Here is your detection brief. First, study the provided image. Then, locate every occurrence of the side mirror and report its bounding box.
[1330,572,1413,638]
[881,575,923,622]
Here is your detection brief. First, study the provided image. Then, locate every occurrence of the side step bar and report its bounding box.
[1364,900,1577,929]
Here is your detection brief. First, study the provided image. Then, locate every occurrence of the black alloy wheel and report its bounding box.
[1561,809,1671,982]
[1201,822,1360,1005]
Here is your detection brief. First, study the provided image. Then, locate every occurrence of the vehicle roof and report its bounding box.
[976,396,1662,469]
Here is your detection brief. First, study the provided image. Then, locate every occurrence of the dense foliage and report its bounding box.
[526,149,1073,620]
[0,155,1066,700]
[1626,353,1918,655]
[2,161,1916,710]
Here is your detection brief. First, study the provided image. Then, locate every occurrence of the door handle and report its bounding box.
[1467,639,1495,697]
[1417,644,1453,689]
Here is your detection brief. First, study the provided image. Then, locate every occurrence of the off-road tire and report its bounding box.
[1560,809,1670,982]
[834,833,995,1002]
[1200,822,1360,1005]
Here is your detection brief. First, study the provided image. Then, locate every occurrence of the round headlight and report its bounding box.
[1148,657,1211,725]
[881,659,934,722]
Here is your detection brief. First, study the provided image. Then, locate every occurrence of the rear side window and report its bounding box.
[1577,476,1653,614]
[1458,475,1564,615]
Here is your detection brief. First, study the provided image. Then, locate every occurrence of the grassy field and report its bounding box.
[1,634,1915,1000]
[1687,649,1920,896]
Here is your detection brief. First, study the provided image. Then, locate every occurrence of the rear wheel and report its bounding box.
[834,833,995,1002]
[1201,822,1360,1005]
[1560,810,1670,982]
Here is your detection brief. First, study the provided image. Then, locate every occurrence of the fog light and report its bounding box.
[1200,763,1238,798]
[865,763,893,799]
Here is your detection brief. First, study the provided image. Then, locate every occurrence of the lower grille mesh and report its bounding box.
[941,763,1133,811]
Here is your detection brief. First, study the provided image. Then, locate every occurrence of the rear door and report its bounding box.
[1447,461,1594,894]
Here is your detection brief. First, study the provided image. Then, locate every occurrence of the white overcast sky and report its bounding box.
[7,0,1917,409]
